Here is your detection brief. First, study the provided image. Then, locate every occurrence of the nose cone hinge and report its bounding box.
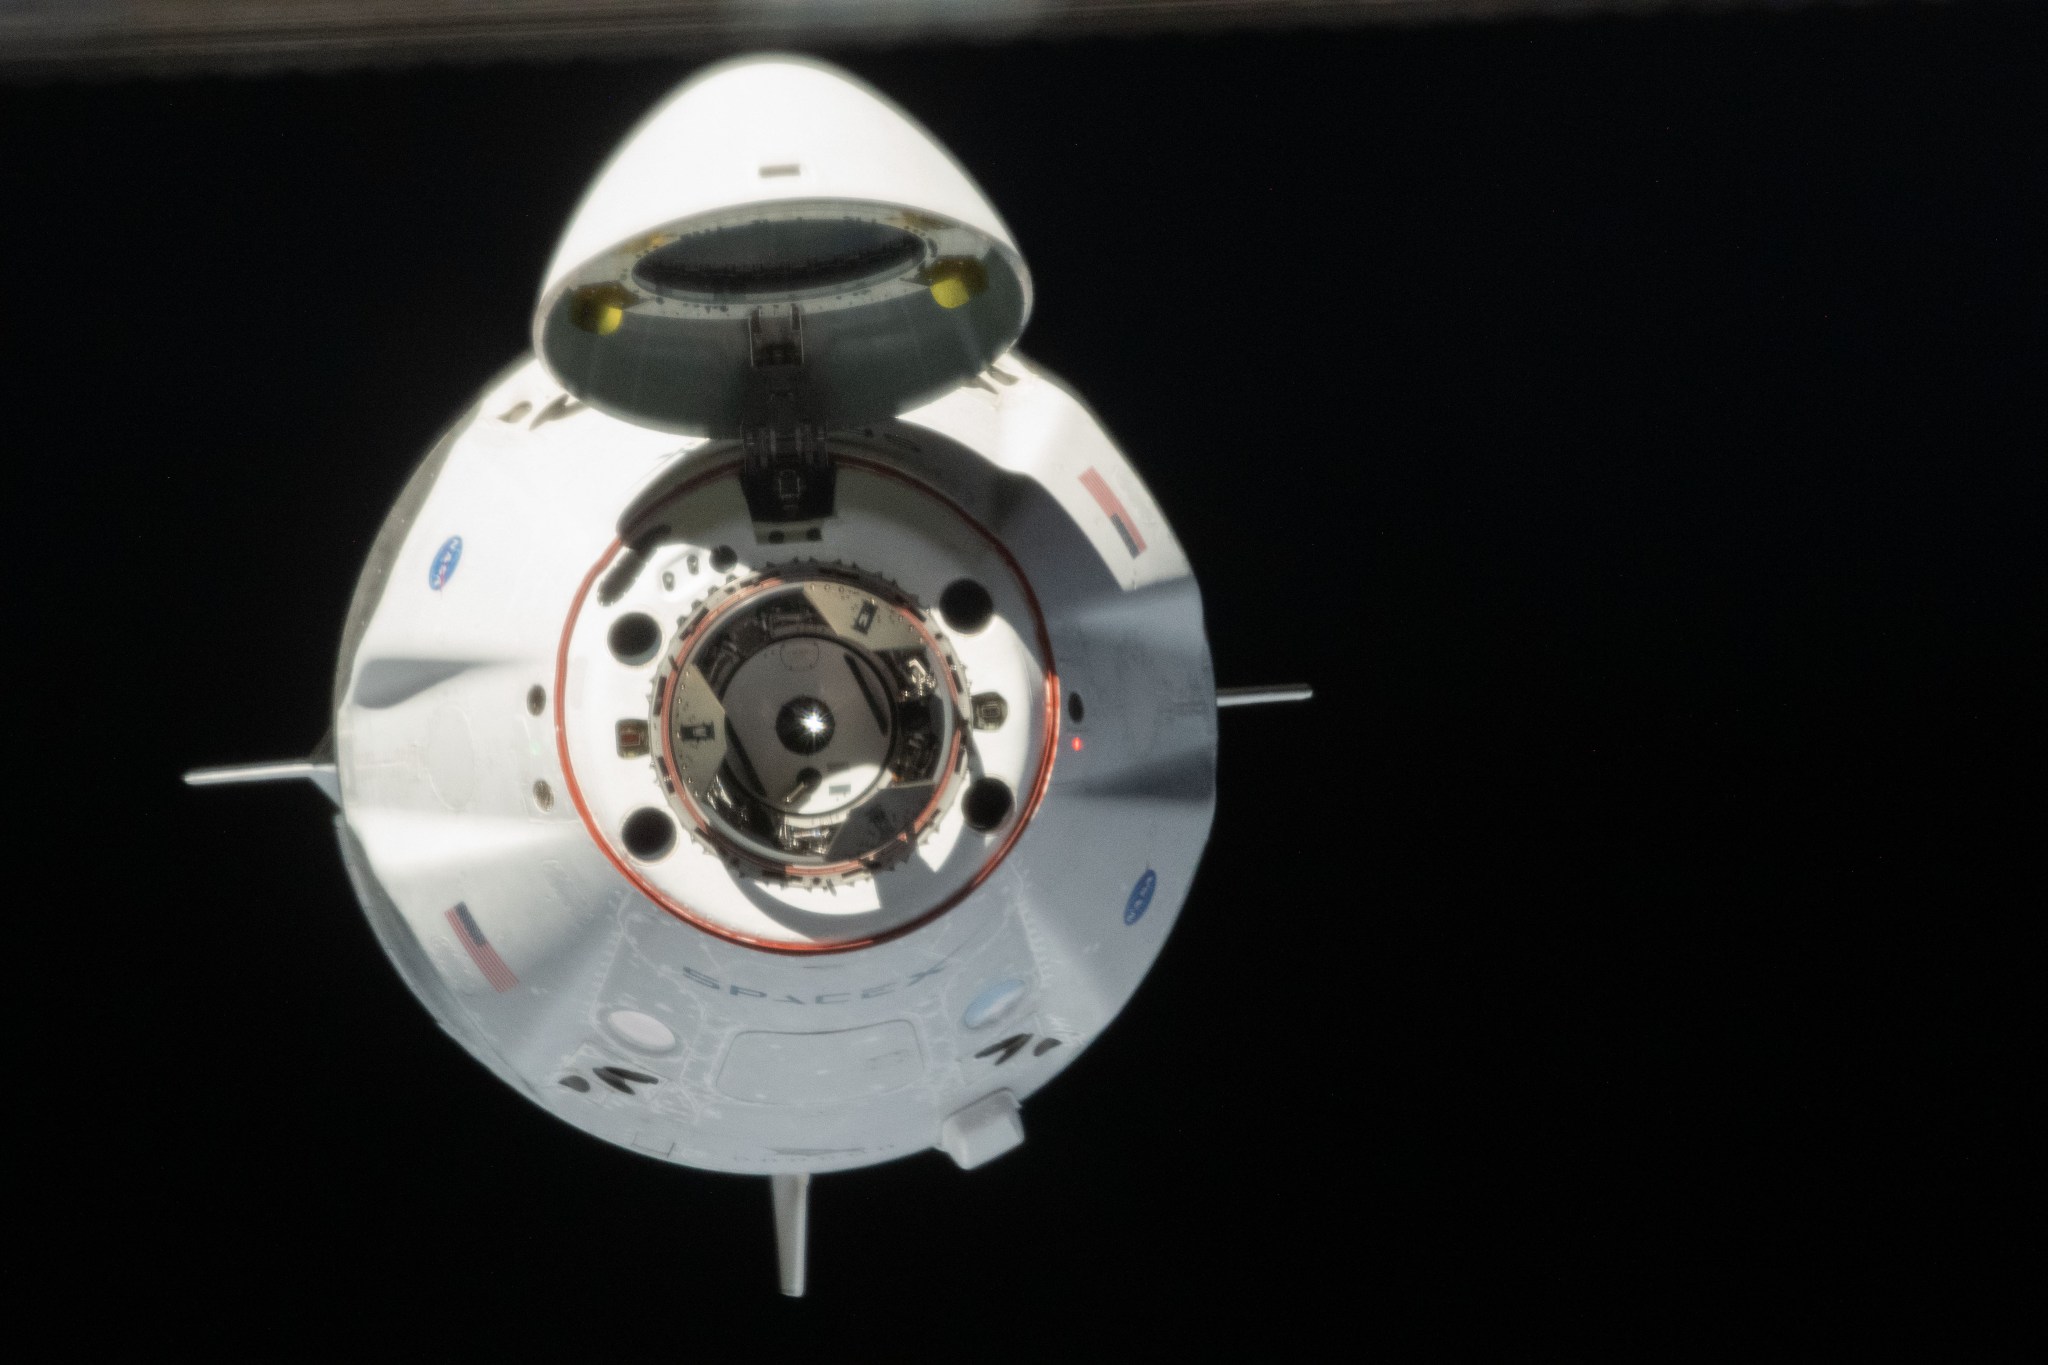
[741,305,836,534]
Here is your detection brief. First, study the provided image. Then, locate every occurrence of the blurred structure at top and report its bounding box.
[4,0,1846,80]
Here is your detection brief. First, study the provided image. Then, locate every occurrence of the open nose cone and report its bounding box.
[535,56,1033,438]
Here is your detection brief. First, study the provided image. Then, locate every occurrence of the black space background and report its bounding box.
[7,3,2042,1348]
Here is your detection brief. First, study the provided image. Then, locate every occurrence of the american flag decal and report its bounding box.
[1079,468,1147,558]
[445,902,518,993]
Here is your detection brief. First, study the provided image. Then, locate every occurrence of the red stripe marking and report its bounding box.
[1079,468,1147,553]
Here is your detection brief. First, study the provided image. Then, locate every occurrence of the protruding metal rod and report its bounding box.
[1216,684,1314,708]
[183,760,341,807]
[770,1173,810,1298]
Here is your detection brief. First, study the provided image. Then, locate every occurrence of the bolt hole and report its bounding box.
[527,685,546,715]
[710,545,737,573]
[621,807,677,860]
[558,1075,590,1093]
[962,777,1013,832]
[1068,692,1085,724]
[532,779,554,811]
[608,612,662,665]
[939,579,994,634]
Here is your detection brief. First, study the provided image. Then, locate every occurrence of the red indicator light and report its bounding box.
[1071,736,1084,752]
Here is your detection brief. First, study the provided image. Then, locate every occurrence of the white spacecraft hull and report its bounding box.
[187,56,1317,1292]
[329,348,1215,1176]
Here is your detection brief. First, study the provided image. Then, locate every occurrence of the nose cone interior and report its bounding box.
[534,57,1032,437]
[633,218,928,301]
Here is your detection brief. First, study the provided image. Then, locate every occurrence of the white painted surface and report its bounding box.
[939,1089,1026,1170]
[327,58,1217,1180]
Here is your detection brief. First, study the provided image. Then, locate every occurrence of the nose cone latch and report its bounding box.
[740,304,836,538]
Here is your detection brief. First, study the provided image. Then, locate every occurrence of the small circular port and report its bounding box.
[962,777,1013,832]
[608,613,663,665]
[939,579,994,634]
[621,807,677,860]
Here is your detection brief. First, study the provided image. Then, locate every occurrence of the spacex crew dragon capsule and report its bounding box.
[187,55,1310,1296]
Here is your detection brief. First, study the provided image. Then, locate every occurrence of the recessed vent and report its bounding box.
[593,1065,659,1095]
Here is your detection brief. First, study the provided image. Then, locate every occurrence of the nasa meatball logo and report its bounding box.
[1124,869,1158,925]
[428,535,463,590]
